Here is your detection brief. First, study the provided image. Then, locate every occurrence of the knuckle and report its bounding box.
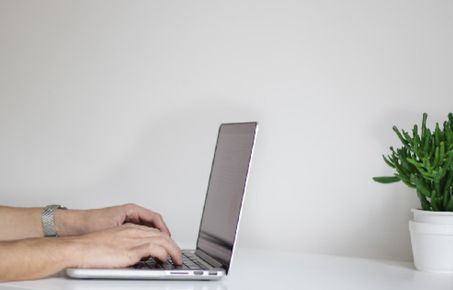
[154,231,168,239]
[155,236,169,244]
[123,223,136,230]
[124,203,137,210]
[123,227,140,236]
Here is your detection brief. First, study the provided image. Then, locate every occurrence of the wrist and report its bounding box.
[61,235,94,268]
[55,209,87,237]
[49,236,84,269]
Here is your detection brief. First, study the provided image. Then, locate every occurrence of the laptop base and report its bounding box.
[66,249,225,281]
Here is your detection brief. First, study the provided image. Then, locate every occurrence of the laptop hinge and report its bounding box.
[195,249,224,269]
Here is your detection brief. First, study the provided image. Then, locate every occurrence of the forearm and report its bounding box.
[0,238,76,282]
[0,206,43,240]
[0,203,169,241]
[0,206,88,240]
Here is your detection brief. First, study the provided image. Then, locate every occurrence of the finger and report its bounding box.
[121,223,162,238]
[123,223,160,233]
[140,210,171,236]
[135,244,169,263]
[148,236,182,265]
[125,205,171,236]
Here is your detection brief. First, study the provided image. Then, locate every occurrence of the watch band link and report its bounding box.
[42,204,67,237]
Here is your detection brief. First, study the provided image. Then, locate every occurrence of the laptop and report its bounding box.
[66,122,258,280]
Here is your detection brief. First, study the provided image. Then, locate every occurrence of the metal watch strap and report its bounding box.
[42,204,67,237]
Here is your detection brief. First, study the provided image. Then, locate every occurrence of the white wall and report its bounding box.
[1,0,452,261]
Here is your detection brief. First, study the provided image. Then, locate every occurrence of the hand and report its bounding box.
[0,223,182,282]
[70,223,183,268]
[56,204,171,237]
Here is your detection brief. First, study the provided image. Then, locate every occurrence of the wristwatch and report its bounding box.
[41,204,67,237]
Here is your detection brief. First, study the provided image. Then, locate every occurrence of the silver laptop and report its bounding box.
[66,122,258,280]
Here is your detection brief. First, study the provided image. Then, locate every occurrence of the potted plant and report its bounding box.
[374,113,453,273]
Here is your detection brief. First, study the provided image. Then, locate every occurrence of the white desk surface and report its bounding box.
[1,247,453,290]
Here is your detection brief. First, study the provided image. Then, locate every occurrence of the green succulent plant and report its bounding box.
[373,113,453,211]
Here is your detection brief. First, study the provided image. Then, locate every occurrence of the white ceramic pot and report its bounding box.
[410,209,453,273]
[412,209,453,224]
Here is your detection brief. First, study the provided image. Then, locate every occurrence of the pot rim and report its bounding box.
[412,208,453,215]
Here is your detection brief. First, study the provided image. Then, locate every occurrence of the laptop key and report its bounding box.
[133,262,150,269]
[150,263,163,269]
[162,263,175,270]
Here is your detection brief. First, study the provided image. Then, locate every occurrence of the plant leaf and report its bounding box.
[373,176,401,183]
[393,126,409,146]
[446,196,453,211]
[382,155,395,168]
[417,190,431,210]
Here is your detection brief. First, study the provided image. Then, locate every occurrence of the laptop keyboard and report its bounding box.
[132,251,208,270]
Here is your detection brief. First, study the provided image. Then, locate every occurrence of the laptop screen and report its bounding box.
[195,122,257,273]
